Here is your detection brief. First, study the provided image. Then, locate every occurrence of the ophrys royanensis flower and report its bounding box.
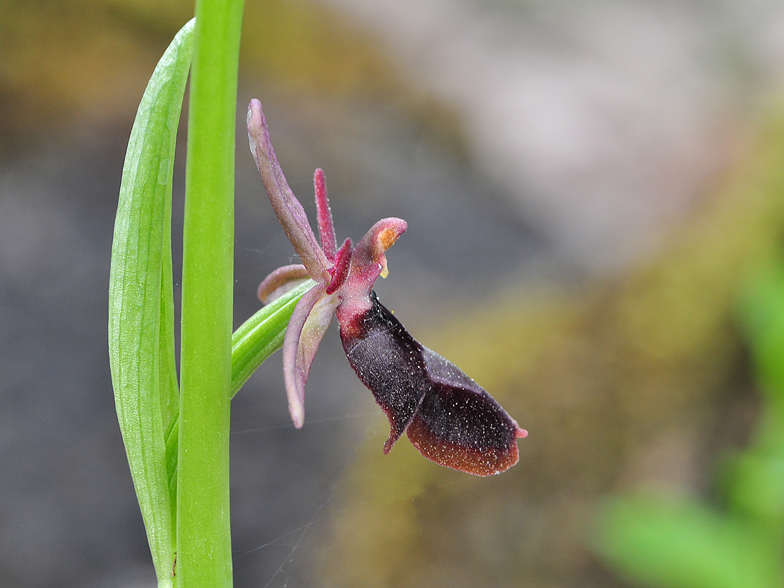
[248,99,526,475]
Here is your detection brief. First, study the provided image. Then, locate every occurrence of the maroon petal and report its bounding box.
[326,238,352,295]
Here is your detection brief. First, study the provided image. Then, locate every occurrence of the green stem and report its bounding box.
[176,0,244,585]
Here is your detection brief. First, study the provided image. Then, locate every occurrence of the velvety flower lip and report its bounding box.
[248,99,526,475]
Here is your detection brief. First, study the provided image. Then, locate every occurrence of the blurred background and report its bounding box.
[3,0,784,586]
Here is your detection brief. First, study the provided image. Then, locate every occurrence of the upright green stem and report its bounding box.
[177,0,244,585]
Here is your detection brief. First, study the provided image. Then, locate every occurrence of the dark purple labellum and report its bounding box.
[340,291,526,476]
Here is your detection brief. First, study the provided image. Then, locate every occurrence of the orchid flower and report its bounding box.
[247,99,527,476]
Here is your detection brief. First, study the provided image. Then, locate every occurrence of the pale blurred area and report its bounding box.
[2,0,784,586]
[318,0,784,271]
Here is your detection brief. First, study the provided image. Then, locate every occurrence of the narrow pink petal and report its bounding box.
[257,264,310,303]
[281,284,337,427]
[247,100,330,282]
[314,169,337,262]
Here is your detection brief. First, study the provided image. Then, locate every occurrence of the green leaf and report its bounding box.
[738,263,784,430]
[595,495,783,588]
[231,280,316,397]
[108,18,194,587]
[725,452,784,523]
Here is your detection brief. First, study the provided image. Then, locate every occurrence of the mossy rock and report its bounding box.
[311,102,784,588]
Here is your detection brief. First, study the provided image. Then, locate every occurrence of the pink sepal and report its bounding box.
[282,283,338,428]
[247,100,330,282]
[257,264,310,303]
